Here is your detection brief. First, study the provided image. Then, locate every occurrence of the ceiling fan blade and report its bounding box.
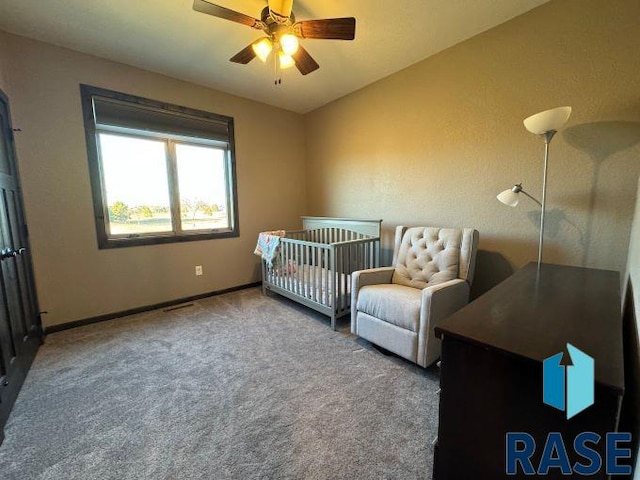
[193,0,265,29]
[292,45,319,75]
[268,0,293,20]
[230,44,257,64]
[293,18,356,40]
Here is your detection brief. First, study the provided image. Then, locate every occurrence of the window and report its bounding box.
[80,85,238,248]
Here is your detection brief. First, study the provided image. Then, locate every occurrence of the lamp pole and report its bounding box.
[538,130,556,269]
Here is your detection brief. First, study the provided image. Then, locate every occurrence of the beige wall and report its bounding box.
[0,32,9,95]
[305,0,640,296]
[625,180,640,479]
[627,178,640,325]
[2,0,640,327]
[0,32,307,328]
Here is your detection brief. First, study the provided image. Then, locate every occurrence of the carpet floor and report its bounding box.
[0,288,440,480]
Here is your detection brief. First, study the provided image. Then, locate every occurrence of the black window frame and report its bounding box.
[80,84,239,249]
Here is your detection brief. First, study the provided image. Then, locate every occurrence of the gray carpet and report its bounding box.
[0,288,440,480]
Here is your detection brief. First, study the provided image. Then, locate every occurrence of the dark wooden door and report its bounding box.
[0,89,42,442]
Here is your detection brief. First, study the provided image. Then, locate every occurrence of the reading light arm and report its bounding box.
[512,184,542,207]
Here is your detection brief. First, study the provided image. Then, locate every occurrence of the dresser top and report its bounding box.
[435,263,624,392]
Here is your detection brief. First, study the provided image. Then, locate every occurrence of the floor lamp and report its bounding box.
[497,106,572,268]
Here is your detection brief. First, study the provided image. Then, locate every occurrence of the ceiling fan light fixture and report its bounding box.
[278,51,296,69]
[193,0,357,77]
[252,37,273,62]
[280,33,299,56]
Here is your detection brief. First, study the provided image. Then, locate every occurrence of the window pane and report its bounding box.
[99,133,173,236]
[176,143,229,231]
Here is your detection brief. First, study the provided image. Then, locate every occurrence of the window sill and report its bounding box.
[98,230,239,249]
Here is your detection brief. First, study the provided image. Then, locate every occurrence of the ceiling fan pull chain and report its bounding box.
[274,52,282,86]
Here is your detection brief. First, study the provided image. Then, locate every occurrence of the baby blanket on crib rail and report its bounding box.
[254,230,286,268]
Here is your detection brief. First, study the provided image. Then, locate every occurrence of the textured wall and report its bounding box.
[0,32,9,94]
[1,32,307,327]
[627,178,640,324]
[305,0,640,296]
[624,178,640,477]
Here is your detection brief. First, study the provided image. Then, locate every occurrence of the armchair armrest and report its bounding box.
[351,267,395,333]
[418,279,470,366]
[352,267,395,289]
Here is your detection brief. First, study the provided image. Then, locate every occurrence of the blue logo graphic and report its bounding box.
[543,343,594,419]
[506,345,632,476]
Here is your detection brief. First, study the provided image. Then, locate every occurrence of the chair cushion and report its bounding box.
[392,227,462,289]
[356,284,422,332]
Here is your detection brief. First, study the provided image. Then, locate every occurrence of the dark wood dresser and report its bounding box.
[433,263,625,479]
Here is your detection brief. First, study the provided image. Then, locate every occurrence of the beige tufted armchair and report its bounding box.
[351,226,479,367]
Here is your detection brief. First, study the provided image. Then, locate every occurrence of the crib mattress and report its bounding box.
[266,264,351,307]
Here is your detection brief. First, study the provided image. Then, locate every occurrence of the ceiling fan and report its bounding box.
[193,0,356,76]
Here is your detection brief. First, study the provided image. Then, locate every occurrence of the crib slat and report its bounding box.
[324,249,329,306]
[292,241,297,293]
[283,241,287,288]
[331,248,337,317]
[318,247,322,303]
[344,245,349,311]
[304,244,309,298]
[320,247,324,303]
[307,247,313,300]
[311,245,315,301]
[312,246,316,302]
[296,242,301,295]
[342,245,353,310]
[282,240,287,291]
[343,245,347,310]
[301,244,306,298]
[294,241,298,292]
[296,245,305,296]
[338,245,343,312]
[282,240,287,290]
[292,242,297,295]
[372,240,376,268]
[329,247,334,309]
[338,245,349,310]
[287,241,293,292]
[335,246,339,311]
[343,245,349,311]
[363,240,367,269]
[309,245,314,301]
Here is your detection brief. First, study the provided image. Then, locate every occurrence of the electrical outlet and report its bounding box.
[195,265,203,276]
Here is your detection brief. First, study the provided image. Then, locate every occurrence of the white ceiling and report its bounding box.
[0,0,549,113]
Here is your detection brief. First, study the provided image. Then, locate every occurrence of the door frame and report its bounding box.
[0,88,43,444]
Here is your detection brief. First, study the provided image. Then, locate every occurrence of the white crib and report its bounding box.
[261,217,382,330]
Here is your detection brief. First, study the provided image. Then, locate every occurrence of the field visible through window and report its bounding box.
[99,133,229,236]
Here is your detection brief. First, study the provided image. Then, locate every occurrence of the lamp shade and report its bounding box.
[497,189,520,207]
[280,33,299,56]
[278,51,295,69]
[523,106,572,134]
[252,37,273,63]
